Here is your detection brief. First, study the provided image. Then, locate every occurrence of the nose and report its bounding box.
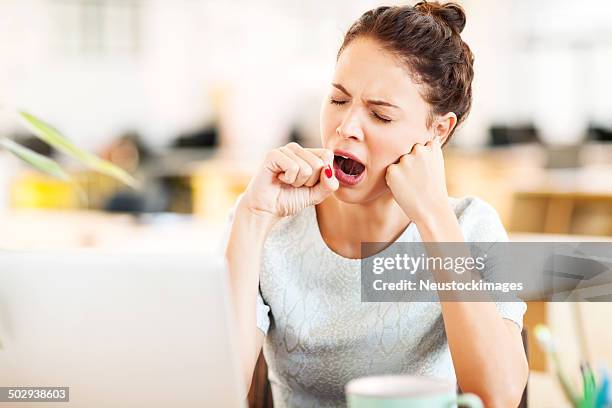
[336,107,364,142]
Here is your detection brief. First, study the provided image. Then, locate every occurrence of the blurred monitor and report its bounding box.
[488,124,539,146]
[587,125,612,142]
[171,125,218,148]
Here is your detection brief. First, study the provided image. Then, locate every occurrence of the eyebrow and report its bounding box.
[332,83,400,109]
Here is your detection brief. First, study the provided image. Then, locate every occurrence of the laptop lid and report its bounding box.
[0,251,245,408]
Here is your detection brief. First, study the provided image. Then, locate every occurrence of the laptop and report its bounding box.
[0,251,246,408]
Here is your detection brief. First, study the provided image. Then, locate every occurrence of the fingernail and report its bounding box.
[325,165,333,179]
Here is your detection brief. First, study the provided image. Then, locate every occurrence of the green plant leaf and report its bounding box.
[17,111,139,189]
[0,138,70,180]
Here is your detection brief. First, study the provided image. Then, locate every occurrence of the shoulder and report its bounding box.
[449,196,509,242]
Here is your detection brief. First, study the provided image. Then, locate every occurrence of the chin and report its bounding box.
[331,188,365,204]
[332,184,388,205]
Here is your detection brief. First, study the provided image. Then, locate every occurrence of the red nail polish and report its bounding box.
[325,165,332,179]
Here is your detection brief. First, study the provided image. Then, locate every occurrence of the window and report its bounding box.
[52,0,141,56]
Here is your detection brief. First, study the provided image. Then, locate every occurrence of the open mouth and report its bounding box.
[333,154,366,186]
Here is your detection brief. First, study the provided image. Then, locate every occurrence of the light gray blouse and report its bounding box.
[224,196,526,408]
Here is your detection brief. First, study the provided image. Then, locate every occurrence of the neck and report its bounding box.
[316,191,412,258]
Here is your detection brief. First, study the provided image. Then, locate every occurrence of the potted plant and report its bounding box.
[0,110,138,188]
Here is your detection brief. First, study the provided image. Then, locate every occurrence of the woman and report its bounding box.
[225,2,528,407]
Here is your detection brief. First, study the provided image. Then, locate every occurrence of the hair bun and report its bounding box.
[414,1,466,34]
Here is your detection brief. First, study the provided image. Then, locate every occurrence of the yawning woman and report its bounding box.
[224,2,528,407]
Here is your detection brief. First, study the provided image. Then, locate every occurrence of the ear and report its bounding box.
[432,112,457,145]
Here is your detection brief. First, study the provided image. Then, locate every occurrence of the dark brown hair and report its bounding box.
[338,1,474,141]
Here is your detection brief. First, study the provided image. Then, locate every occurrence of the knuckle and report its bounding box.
[286,142,300,150]
[302,166,313,177]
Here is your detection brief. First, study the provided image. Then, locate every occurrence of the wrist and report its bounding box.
[413,200,458,240]
[412,198,452,225]
[236,198,280,236]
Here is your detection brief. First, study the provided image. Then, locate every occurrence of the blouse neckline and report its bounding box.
[309,204,418,264]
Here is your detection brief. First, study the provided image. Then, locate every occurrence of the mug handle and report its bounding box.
[454,392,483,408]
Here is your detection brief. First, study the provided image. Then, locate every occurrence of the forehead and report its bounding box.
[333,36,425,107]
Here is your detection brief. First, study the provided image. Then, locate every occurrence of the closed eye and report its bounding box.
[331,98,391,123]
[371,112,392,123]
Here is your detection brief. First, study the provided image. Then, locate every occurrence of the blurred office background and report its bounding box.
[1,0,612,406]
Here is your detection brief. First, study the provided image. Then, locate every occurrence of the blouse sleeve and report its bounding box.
[458,196,527,331]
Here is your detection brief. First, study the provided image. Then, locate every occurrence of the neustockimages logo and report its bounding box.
[371,253,487,275]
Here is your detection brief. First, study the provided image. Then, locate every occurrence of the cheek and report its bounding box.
[374,121,431,163]
[367,128,410,169]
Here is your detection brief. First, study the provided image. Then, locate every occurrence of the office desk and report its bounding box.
[0,210,225,253]
[509,166,612,235]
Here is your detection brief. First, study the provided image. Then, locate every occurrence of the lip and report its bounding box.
[332,148,367,187]
[333,148,365,166]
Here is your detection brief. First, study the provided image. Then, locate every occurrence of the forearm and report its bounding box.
[441,302,527,407]
[416,204,528,407]
[225,200,277,388]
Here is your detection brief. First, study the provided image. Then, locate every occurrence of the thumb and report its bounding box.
[308,164,339,205]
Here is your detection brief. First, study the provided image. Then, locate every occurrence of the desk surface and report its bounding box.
[0,210,225,252]
[513,165,612,196]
